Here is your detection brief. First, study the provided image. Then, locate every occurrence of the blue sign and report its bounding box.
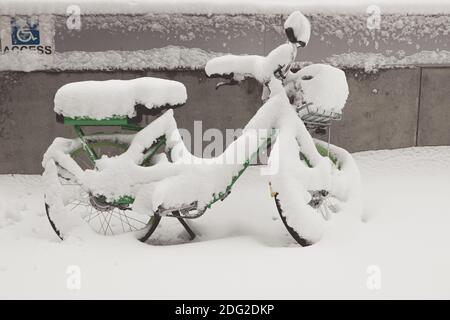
[11,18,40,45]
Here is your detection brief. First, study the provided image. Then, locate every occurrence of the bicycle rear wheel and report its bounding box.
[44,140,159,239]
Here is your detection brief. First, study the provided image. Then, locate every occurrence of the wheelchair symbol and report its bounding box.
[11,18,40,45]
[16,26,38,43]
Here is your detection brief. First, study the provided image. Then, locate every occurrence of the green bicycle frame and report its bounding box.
[67,117,166,206]
[67,116,333,213]
[68,117,165,168]
[205,129,278,209]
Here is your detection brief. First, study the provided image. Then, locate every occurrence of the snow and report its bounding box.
[204,9,309,82]
[285,64,349,113]
[205,54,266,81]
[326,50,450,72]
[205,43,297,83]
[42,110,183,204]
[283,10,311,45]
[1,0,449,15]
[1,146,450,298]
[1,48,449,73]
[261,79,359,243]
[0,47,224,72]
[54,77,187,119]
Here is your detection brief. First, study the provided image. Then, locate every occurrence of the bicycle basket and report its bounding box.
[290,64,348,128]
[297,102,342,128]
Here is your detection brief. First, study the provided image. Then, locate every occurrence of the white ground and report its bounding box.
[0,146,449,299]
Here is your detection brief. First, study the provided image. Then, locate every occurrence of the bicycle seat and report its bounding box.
[54,77,187,120]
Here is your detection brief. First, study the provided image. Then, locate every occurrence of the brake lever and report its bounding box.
[274,64,290,81]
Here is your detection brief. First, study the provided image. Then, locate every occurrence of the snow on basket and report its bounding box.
[292,64,349,115]
[54,77,187,120]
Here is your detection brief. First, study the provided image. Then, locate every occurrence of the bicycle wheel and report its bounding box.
[44,140,159,239]
[271,142,360,246]
[273,190,339,247]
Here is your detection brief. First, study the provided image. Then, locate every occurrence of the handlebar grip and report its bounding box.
[215,79,240,90]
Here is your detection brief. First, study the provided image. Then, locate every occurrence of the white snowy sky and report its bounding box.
[0,0,449,15]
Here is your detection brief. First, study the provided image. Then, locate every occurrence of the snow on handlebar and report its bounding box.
[205,42,298,87]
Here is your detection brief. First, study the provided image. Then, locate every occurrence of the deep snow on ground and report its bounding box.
[0,146,449,299]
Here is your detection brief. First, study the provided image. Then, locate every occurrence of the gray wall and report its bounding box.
[1,12,449,173]
[53,14,449,62]
[0,67,449,174]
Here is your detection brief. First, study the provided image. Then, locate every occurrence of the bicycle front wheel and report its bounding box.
[270,141,361,246]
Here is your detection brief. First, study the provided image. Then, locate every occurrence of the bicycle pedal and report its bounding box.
[269,182,278,198]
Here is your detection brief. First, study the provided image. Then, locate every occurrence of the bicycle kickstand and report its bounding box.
[172,210,196,240]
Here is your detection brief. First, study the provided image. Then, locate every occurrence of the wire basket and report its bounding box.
[297,102,342,131]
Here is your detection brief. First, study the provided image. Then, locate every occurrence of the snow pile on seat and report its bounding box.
[205,43,297,83]
[286,64,349,113]
[54,77,187,119]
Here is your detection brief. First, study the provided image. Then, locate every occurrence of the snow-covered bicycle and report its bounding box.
[42,11,362,246]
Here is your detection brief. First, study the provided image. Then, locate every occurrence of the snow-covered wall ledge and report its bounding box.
[0,0,449,72]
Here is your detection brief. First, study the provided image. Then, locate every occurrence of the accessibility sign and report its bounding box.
[0,15,54,54]
[11,17,40,45]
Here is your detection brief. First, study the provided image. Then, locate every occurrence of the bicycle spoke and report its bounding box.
[322,200,331,220]
[118,208,126,232]
[85,210,101,223]
[109,210,141,231]
[121,210,134,232]
[119,209,148,226]
[118,210,135,232]
[69,200,89,211]
[49,141,147,237]
[97,209,107,235]
[106,211,114,235]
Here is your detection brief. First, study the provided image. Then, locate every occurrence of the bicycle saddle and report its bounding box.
[54,77,187,120]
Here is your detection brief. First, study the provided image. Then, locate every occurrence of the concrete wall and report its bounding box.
[52,14,449,62]
[0,66,448,174]
[417,68,450,146]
